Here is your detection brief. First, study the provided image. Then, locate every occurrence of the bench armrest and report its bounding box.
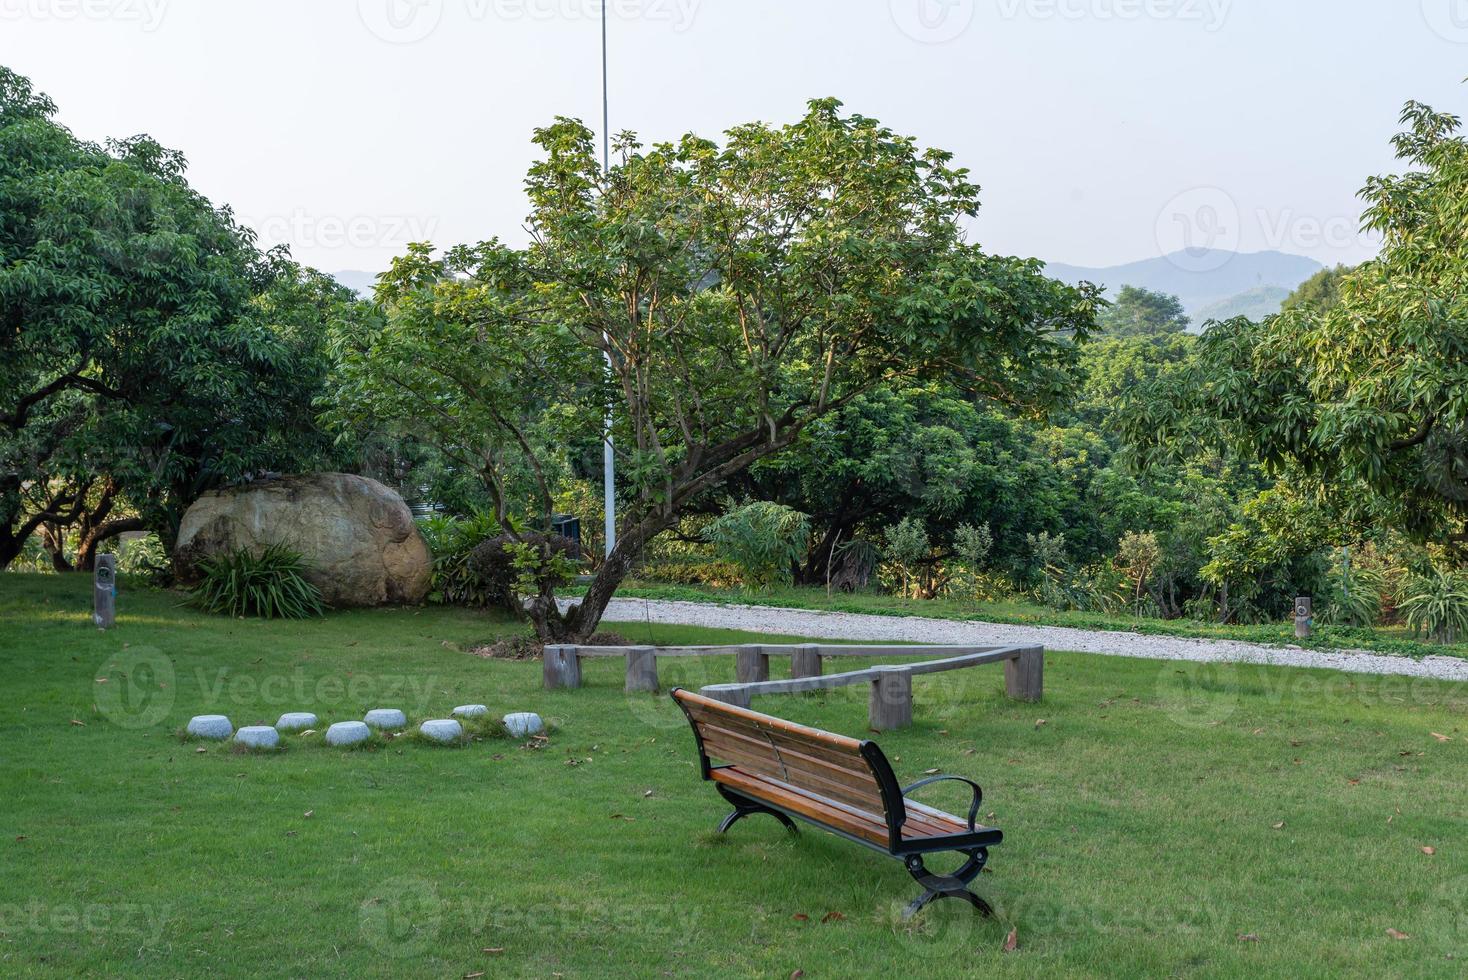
[901,775,983,831]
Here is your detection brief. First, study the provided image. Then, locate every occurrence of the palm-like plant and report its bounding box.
[191,546,325,620]
[1398,567,1468,645]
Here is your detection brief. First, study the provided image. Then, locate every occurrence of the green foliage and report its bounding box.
[1281,265,1353,314]
[882,517,932,599]
[419,512,502,606]
[190,546,325,620]
[1399,566,1468,644]
[466,532,580,612]
[1317,560,1386,629]
[704,502,811,592]
[1097,286,1190,337]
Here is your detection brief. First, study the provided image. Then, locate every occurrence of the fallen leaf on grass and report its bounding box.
[1003,927,1019,952]
[1431,733,1452,742]
[195,747,207,754]
[465,972,485,978]
[1237,933,1260,942]
[15,835,27,841]
[1035,719,1047,728]
[1422,846,1436,855]
[790,971,804,979]
[609,814,635,822]
[923,768,942,776]
[1387,928,1411,940]
[303,810,314,819]
[70,719,85,727]
[821,912,845,923]
[792,913,809,922]
[481,947,505,954]
[1271,821,1286,830]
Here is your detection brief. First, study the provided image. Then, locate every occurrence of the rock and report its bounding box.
[276,712,318,732]
[364,709,407,730]
[453,705,489,719]
[235,726,281,750]
[173,473,432,608]
[326,721,372,747]
[186,715,233,740]
[419,719,463,744]
[503,712,544,738]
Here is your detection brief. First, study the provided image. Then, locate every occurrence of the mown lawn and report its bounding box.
[1,573,1466,978]
[589,580,1468,661]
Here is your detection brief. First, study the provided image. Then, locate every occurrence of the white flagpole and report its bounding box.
[601,1,618,560]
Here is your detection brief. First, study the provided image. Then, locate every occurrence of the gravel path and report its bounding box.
[598,597,1468,683]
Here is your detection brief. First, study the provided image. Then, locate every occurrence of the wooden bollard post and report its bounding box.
[868,667,913,731]
[791,644,823,680]
[701,686,753,709]
[625,646,659,693]
[1295,597,1313,639]
[1004,647,1044,702]
[93,555,117,630]
[543,645,582,690]
[736,646,769,685]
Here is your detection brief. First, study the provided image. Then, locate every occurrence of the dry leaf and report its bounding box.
[643,790,655,798]
[1421,846,1436,855]
[195,747,207,754]
[790,972,804,979]
[464,973,485,979]
[1271,821,1285,830]
[1237,933,1260,942]
[792,913,809,922]
[1431,732,1452,742]
[821,911,845,923]
[303,810,314,819]
[1003,927,1019,952]
[1386,928,1411,940]
[482,948,505,954]
[923,768,942,775]
[69,719,85,727]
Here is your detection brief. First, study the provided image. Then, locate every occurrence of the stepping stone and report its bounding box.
[452,704,489,719]
[326,721,372,747]
[419,719,463,744]
[235,726,281,750]
[186,715,233,740]
[276,712,318,732]
[503,712,544,738]
[364,709,407,730]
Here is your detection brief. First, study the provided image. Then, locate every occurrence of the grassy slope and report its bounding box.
[588,581,1468,661]
[0,574,1465,978]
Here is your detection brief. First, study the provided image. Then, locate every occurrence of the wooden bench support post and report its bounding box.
[544,645,582,690]
[736,646,770,685]
[868,667,913,731]
[625,646,659,693]
[1004,648,1043,702]
[791,644,823,680]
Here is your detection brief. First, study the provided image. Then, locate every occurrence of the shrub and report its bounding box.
[704,502,810,592]
[419,512,501,606]
[883,517,931,599]
[1399,566,1468,644]
[467,532,580,612]
[190,546,324,619]
[1317,563,1386,628]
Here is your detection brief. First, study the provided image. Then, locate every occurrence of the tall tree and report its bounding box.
[1096,286,1190,337]
[336,100,1100,640]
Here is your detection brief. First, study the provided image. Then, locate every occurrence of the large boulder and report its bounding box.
[175,474,432,608]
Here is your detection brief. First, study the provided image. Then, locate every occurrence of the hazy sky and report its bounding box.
[4,0,1466,274]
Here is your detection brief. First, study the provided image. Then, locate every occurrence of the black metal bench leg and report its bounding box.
[903,849,993,919]
[715,785,799,836]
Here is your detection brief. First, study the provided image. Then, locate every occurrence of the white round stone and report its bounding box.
[502,712,544,738]
[326,721,372,746]
[419,719,463,743]
[235,726,281,750]
[276,712,318,732]
[452,704,489,720]
[186,715,233,740]
[364,709,407,730]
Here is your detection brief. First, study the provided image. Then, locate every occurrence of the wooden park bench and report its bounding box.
[671,689,1003,918]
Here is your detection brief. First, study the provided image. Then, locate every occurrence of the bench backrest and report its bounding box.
[672,688,906,842]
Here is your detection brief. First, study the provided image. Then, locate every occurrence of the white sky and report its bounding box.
[4,0,1466,274]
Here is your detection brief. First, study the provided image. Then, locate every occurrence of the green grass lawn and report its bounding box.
[2,573,1467,978]
[590,580,1468,661]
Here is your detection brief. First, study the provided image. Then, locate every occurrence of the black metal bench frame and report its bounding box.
[673,689,1003,918]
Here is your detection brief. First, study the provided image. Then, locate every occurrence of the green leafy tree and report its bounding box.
[1096,286,1190,337]
[1280,264,1353,314]
[337,100,1098,641]
[704,501,810,591]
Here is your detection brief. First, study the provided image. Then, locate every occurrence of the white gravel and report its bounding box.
[595,598,1468,683]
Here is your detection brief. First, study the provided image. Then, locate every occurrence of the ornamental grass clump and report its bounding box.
[190,545,325,620]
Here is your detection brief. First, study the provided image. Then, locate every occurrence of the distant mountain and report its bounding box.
[1197,286,1292,324]
[332,270,379,298]
[1045,250,1322,322]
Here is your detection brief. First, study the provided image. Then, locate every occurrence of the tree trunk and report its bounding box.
[528,511,678,643]
[76,517,146,573]
[40,524,73,572]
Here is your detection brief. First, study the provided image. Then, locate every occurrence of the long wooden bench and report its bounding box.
[671,688,1003,918]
